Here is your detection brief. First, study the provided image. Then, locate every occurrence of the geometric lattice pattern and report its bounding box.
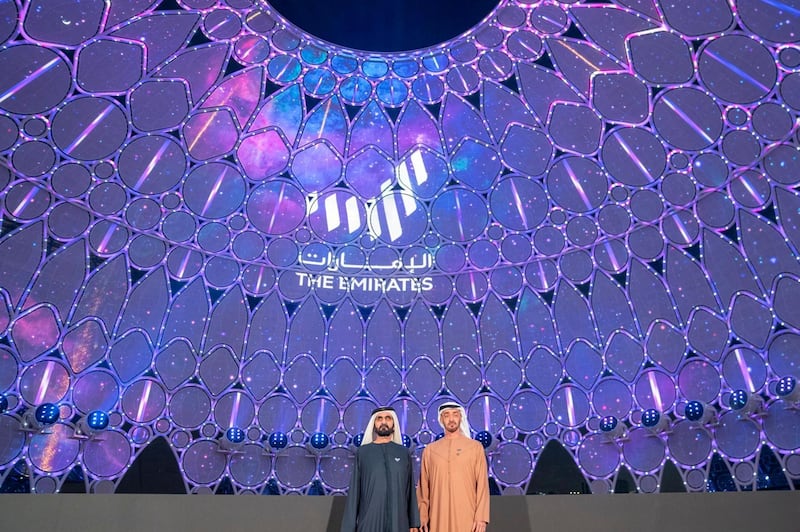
[1,0,799,495]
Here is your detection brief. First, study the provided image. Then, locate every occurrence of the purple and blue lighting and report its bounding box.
[0,0,798,496]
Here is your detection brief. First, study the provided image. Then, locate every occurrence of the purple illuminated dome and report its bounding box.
[0,0,798,495]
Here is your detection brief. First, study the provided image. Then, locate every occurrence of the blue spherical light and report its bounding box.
[475,430,492,449]
[641,409,661,428]
[226,427,246,444]
[0,395,8,414]
[268,431,288,449]
[599,416,618,432]
[402,434,412,448]
[435,432,444,441]
[310,432,329,449]
[776,376,796,397]
[685,400,704,421]
[729,390,748,411]
[86,410,109,431]
[34,403,59,425]
[352,433,364,447]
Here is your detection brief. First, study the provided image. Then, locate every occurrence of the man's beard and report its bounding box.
[375,424,394,437]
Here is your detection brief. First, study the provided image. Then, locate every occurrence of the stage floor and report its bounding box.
[0,492,795,532]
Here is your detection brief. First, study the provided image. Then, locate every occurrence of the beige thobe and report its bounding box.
[418,436,490,531]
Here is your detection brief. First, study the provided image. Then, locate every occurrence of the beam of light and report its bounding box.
[614,135,653,182]
[659,96,714,145]
[136,380,153,422]
[64,104,114,154]
[229,392,242,429]
[483,53,505,77]
[558,40,603,72]
[648,371,664,411]
[10,185,41,217]
[410,150,428,186]
[469,273,479,299]
[316,99,334,138]
[187,112,218,152]
[0,58,60,105]
[761,0,800,15]
[738,174,764,204]
[534,261,550,287]
[34,361,55,405]
[345,196,361,234]
[206,17,230,34]
[562,159,593,211]
[177,248,193,278]
[273,58,296,80]
[703,50,772,95]
[509,179,529,228]
[483,395,491,431]
[200,166,228,216]
[397,400,408,432]
[565,386,576,426]
[669,214,692,244]
[134,138,172,190]
[267,183,289,231]
[454,192,466,241]
[603,241,622,271]
[255,266,266,291]
[315,398,326,433]
[734,348,756,393]
[97,223,119,254]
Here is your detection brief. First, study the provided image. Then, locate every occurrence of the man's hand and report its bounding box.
[410,528,419,532]
[472,521,487,532]
[420,524,429,532]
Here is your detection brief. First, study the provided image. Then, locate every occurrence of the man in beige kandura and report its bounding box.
[417,402,490,532]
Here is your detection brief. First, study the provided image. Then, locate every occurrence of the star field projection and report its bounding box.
[0,0,799,495]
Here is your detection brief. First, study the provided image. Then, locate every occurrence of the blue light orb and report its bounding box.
[729,390,749,411]
[435,432,444,441]
[402,434,412,448]
[310,432,329,449]
[599,416,618,432]
[475,430,492,449]
[268,431,288,449]
[0,395,8,414]
[86,410,109,431]
[226,427,246,444]
[34,403,59,425]
[776,376,796,397]
[685,400,705,422]
[352,433,364,447]
[641,409,661,428]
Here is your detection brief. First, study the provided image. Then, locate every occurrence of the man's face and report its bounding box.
[374,412,395,437]
[440,408,461,433]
